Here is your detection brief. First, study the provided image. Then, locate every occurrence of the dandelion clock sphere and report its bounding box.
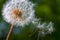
[2,0,35,40]
[2,0,35,27]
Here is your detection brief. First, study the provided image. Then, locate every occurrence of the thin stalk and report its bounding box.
[6,22,14,40]
[37,31,40,40]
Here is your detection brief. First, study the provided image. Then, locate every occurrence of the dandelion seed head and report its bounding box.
[37,22,54,35]
[32,20,54,36]
[2,0,35,27]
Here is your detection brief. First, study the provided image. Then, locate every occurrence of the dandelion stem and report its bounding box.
[6,22,14,40]
[37,31,40,40]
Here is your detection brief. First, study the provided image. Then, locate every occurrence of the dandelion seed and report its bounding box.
[46,22,54,34]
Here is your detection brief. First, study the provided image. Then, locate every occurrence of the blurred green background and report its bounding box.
[0,0,60,40]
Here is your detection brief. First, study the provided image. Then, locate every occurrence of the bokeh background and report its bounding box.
[0,0,60,40]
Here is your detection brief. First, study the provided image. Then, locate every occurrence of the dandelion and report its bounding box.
[37,22,54,40]
[32,19,54,40]
[2,0,35,40]
[32,20,54,35]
